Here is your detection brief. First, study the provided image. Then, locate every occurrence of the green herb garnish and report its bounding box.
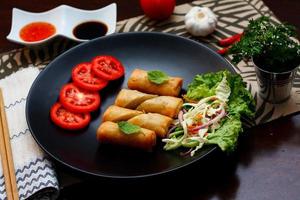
[117,121,141,134]
[229,16,300,72]
[147,70,169,84]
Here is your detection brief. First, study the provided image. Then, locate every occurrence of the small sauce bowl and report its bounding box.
[6,3,116,46]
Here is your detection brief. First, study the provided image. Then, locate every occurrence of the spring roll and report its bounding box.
[114,89,158,109]
[97,121,156,151]
[136,96,183,118]
[128,113,172,138]
[102,105,143,122]
[127,69,183,97]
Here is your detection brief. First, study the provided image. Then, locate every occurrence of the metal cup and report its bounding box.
[254,61,299,104]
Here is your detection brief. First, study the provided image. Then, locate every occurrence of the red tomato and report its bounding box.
[91,55,125,80]
[140,0,176,20]
[50,103,91,130]
[72,62,108,91]
[59,83,100,113]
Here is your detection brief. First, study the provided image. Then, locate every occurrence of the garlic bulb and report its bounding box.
[185,7,217,37]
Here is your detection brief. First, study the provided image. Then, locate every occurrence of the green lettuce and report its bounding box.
[206,116,242,152]
[227,74,256,118]
[186,70,255,152]
[186,71,224,100]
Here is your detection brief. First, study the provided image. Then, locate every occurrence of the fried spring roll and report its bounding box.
[97,121,156,151]
[127,69,183,97]
[136,96,183,118]
[114,89,158,109]
[102,105,143,122]
[128,113,172,138]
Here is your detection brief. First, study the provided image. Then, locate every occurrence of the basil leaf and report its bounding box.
[118,121,141,134]
[147,70,169,84]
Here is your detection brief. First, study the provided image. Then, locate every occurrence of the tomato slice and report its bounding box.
[91,55,125,80]
[59,83,101,113]
[72,62,108,91]
[50,103,91,130]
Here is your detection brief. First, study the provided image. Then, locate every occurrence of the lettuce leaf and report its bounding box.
[206,116,242,152]
[186,70,255,152]
[227,74,256,118]
[186,71,224,100]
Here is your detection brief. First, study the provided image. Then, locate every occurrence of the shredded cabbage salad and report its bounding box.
[162,70,255,156]
[163,75,231,156]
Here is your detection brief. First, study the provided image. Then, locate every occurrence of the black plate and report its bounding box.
[26,32,233,178]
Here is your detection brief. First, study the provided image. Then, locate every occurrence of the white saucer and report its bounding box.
[7,3,117,46]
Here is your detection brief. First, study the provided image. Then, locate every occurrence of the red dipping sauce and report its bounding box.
[19,22,56,42]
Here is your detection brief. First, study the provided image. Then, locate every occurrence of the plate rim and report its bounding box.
[25,32,233,179]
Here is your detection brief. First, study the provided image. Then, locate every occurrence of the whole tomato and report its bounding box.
[140,0,176,20]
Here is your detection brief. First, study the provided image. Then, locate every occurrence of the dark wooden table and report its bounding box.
[1,0,300,199]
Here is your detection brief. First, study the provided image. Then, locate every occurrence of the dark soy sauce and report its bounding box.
[73,21,108,40]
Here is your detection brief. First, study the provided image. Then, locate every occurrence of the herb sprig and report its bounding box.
[229,16,300,72]
[147,70,169,84]
[117,121,141,134]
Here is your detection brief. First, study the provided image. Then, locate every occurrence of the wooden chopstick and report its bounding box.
[0,88,19,200]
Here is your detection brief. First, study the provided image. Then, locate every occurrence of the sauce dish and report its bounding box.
[6,3,116,46]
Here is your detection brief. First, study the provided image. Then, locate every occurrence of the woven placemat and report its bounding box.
[0,0,299,124]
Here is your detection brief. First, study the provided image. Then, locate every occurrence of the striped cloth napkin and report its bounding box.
[0,67,58,199]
